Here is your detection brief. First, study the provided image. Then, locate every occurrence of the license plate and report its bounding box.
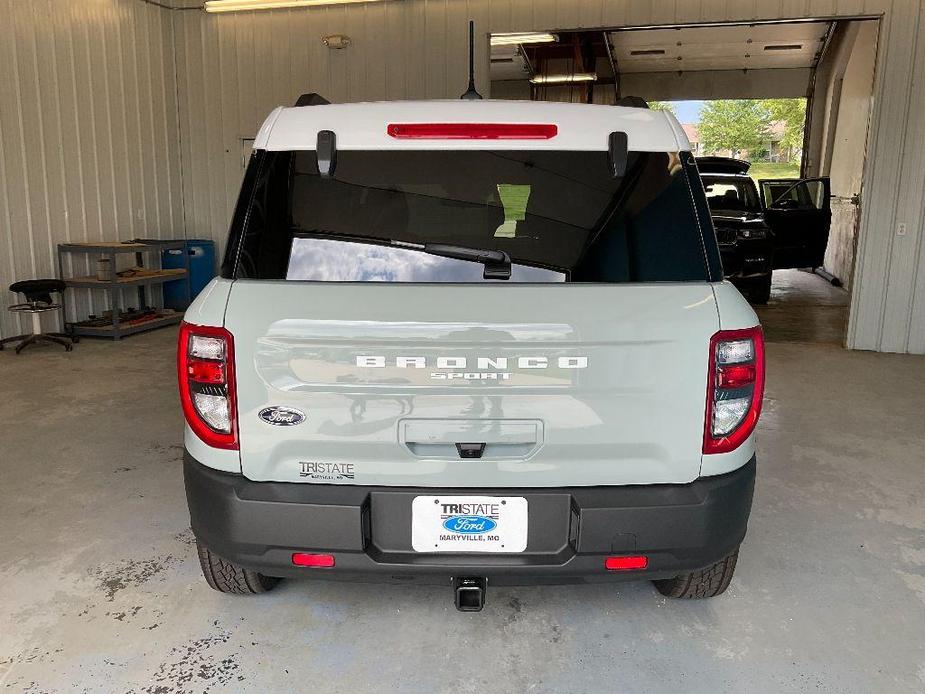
[411,496,528,553]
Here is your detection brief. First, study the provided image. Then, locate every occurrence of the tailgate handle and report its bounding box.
[455,443,486,459]
[400,419,543,460]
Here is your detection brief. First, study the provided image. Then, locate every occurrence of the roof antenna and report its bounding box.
[460,20,483,100]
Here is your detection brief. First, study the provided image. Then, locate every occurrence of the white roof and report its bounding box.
[254,100,690,152]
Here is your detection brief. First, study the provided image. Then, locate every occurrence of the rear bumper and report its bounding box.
[184,452,755,586]
[719,239,774,279]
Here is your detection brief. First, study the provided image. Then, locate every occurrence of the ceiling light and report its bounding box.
[530,72,596,84]
[490,32,558,46]
[204,0,387,12]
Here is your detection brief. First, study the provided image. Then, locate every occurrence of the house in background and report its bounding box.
[683,120,799,162]
[763,120,800,162]
[683,123,737,159]
[682,123,703,155]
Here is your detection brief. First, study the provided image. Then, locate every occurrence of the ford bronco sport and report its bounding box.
[179,97,764,610]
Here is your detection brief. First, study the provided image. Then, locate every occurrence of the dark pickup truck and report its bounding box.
[697,157,831,304]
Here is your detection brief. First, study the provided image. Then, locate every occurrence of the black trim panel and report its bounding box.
[184,452,755,586]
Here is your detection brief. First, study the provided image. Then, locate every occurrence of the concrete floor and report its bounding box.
[755,269,850,345]
[1,276,924,693]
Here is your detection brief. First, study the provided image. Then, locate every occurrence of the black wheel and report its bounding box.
[196,540,281,594]
[748,274,772,305]
[653,548,739,599]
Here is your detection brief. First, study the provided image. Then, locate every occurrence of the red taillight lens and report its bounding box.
[187,359,225,384]
[716,363,756,389]
[703,326,765,455]
[178,322,238,450]
[386,123,558,140]
[605,555,648,571]
[292,553,335,568]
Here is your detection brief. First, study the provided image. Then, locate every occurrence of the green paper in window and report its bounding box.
[495,184,531,238]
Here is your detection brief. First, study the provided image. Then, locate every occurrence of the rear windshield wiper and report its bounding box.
[392,241,512,280]
[294,231,514,280]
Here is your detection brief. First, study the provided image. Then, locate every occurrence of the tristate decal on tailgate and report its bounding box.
[299,462,355,481]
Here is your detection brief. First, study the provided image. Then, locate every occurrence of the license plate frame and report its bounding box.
[411,495,528,553]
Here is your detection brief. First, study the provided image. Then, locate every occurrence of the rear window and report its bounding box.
[702,176,761,213]
[226,149,712,283]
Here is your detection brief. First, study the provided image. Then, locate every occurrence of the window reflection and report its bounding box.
[286,237,565,283]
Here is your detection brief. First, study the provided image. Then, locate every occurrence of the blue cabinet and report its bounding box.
[163,239,216,310]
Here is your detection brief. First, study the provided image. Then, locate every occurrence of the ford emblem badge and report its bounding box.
[258,406,306,426]
[442,515,497,534]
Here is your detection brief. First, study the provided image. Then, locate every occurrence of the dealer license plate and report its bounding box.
[411,496,528,553]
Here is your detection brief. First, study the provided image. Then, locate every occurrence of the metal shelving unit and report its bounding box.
[57,241,191,340]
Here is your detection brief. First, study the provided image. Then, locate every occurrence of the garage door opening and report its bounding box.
[490,18,880,347]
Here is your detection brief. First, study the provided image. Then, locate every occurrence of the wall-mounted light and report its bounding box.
[490,32,558,47]
[322,34,351,49]
[204,0,389,12]
[530,72,597,84]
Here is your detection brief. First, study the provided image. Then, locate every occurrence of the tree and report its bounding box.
[698,100,772,156]
[648,100,676,115]
[758,98,807,154]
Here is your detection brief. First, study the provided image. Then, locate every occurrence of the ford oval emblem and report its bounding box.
[258,406,306,426]
[442,515,497,534]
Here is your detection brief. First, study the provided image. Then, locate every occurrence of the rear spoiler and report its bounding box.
[615,96,649,109]
[294,93,330,107]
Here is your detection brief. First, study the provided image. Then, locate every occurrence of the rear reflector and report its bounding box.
[605,555,648,571]
[387,123,558,140]
[292,553,335,568]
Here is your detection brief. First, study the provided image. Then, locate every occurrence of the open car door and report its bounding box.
[759,177,831,269]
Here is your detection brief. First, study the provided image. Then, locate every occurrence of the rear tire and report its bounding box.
[196,540,281,594]
[653,548,739,599]
[747,274,772,305]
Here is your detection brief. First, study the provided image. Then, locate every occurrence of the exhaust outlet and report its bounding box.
[454,577,487,612]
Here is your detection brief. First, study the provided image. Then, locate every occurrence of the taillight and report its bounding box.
[703,327,765,455]
[386,123,558,139]
[178,322,238,450]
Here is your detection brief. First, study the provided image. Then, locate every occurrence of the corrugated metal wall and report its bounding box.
[3,0,925,354]
[0,0,183,339]
[169,0,925,354]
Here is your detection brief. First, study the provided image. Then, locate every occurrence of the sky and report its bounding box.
[672,100,704,124]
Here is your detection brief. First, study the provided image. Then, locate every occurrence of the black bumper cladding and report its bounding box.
[184,452,755,586]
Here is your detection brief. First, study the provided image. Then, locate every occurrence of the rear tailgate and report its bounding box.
[227,282,717,487]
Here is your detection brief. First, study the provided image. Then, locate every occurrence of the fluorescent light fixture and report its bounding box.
[530,72,597,84]
[490,32,558,46]
[204,0,386,12]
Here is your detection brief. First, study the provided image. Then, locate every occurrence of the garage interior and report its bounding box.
[1,1,925,692]
[491,18,880,346]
